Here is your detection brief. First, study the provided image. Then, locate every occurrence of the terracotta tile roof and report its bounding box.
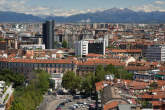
[8,54,16,58]
[139,94,165,99]
[152,101,162,106]
[104,101,119,110]
[95,81,111,91]
[86,53,103,57]
[157,80,165,87]
[77,58,125,66]
[159,66,165,71]
[125,66,151,71]
[95,81,105,91]
[111,49,142,53]
[128,81,149,89]
[0,58,75,64]
[138,94,153,99]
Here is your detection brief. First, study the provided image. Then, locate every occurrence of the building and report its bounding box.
[43,20,55,49]
[75,39,106,57]
[0,81,14,110]
[50,73,63,89]
[20,44,45,50]
[88,40,106,55]
[75,40,88,57]
[144,45,165,62]
[0,58,77,76]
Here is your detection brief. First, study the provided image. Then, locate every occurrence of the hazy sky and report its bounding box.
[0,0,165,16]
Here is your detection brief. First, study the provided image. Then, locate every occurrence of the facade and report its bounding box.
[0,58,77,76]
[75,40,88,57]
[144,45,165,62]
[75,39,106,57]
[50,73,63,89]
[42,20,55,49]
[20,44,45,50]
[88,40,105,55]
[0,57,125,76]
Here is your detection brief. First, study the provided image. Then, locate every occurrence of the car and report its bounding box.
[77,101,83,104]
[59,102,65,107]
[56,107,61,110]
[69,106,75,110]
[83,102,87,105]
[73,95,81,99]
[66,99,72,102]
[73,104,79,108]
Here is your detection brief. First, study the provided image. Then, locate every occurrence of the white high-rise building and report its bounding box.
[75,40,88,57]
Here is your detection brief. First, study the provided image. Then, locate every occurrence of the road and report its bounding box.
[46,95,66,110]
[38,94,95,110]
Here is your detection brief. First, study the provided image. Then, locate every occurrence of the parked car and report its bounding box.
[56,107,61,110]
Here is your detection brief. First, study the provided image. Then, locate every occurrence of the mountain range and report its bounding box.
[1,8,165,23]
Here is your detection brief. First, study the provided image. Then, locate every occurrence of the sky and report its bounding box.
[0,0,165,16]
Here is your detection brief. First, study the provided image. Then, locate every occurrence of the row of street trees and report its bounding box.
[0,69,25,88]
[10,70,50,110]
[62,64,133,95]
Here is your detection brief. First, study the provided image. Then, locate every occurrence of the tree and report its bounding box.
[105,64,117,74]
[0,69,25,88]
[62,71,76,91]
[105,65,133,80]
[62,40,67,48]
[0,37,4,41]
[10,70,49,110]
[35,70,50,93]
[81,73,95,94]
[95,65,105,82]
[149,82,158,90]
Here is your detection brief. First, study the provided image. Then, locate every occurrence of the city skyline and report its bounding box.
[0,0,165,16]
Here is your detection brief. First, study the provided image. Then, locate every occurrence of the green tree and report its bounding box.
[0,37,4,41]
[73,75,82,91]
[62,40,67,48]
[0,69,25,87]
[105,64,117,74]
[104,65,133,80]
[35,70,50,93]
[62,71,75,90]
[10,70,49,110]
[95,65,105,82]
[149,82,158,90]
[81,73,95,94]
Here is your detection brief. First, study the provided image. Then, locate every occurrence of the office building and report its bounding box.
[75,39,105,57]
[42,20,55,49]
[75,40,88,57]
[144,45,165,62]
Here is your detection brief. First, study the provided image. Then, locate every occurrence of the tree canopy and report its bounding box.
[0,69,25,87]
[62,71,81,92]
[62,40,67,48]
[61,65,133,95]
[10,70,50,110]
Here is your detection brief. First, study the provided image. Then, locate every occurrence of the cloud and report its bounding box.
[130,1,165,12]
[154,1,165,5]
[1,0,165,16]
[0,0,105,16]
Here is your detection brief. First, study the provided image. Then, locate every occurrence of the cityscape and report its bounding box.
[1,0,165,110]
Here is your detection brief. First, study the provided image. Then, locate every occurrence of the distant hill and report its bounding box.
[0,11,43,22]
[1,8,165,23]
